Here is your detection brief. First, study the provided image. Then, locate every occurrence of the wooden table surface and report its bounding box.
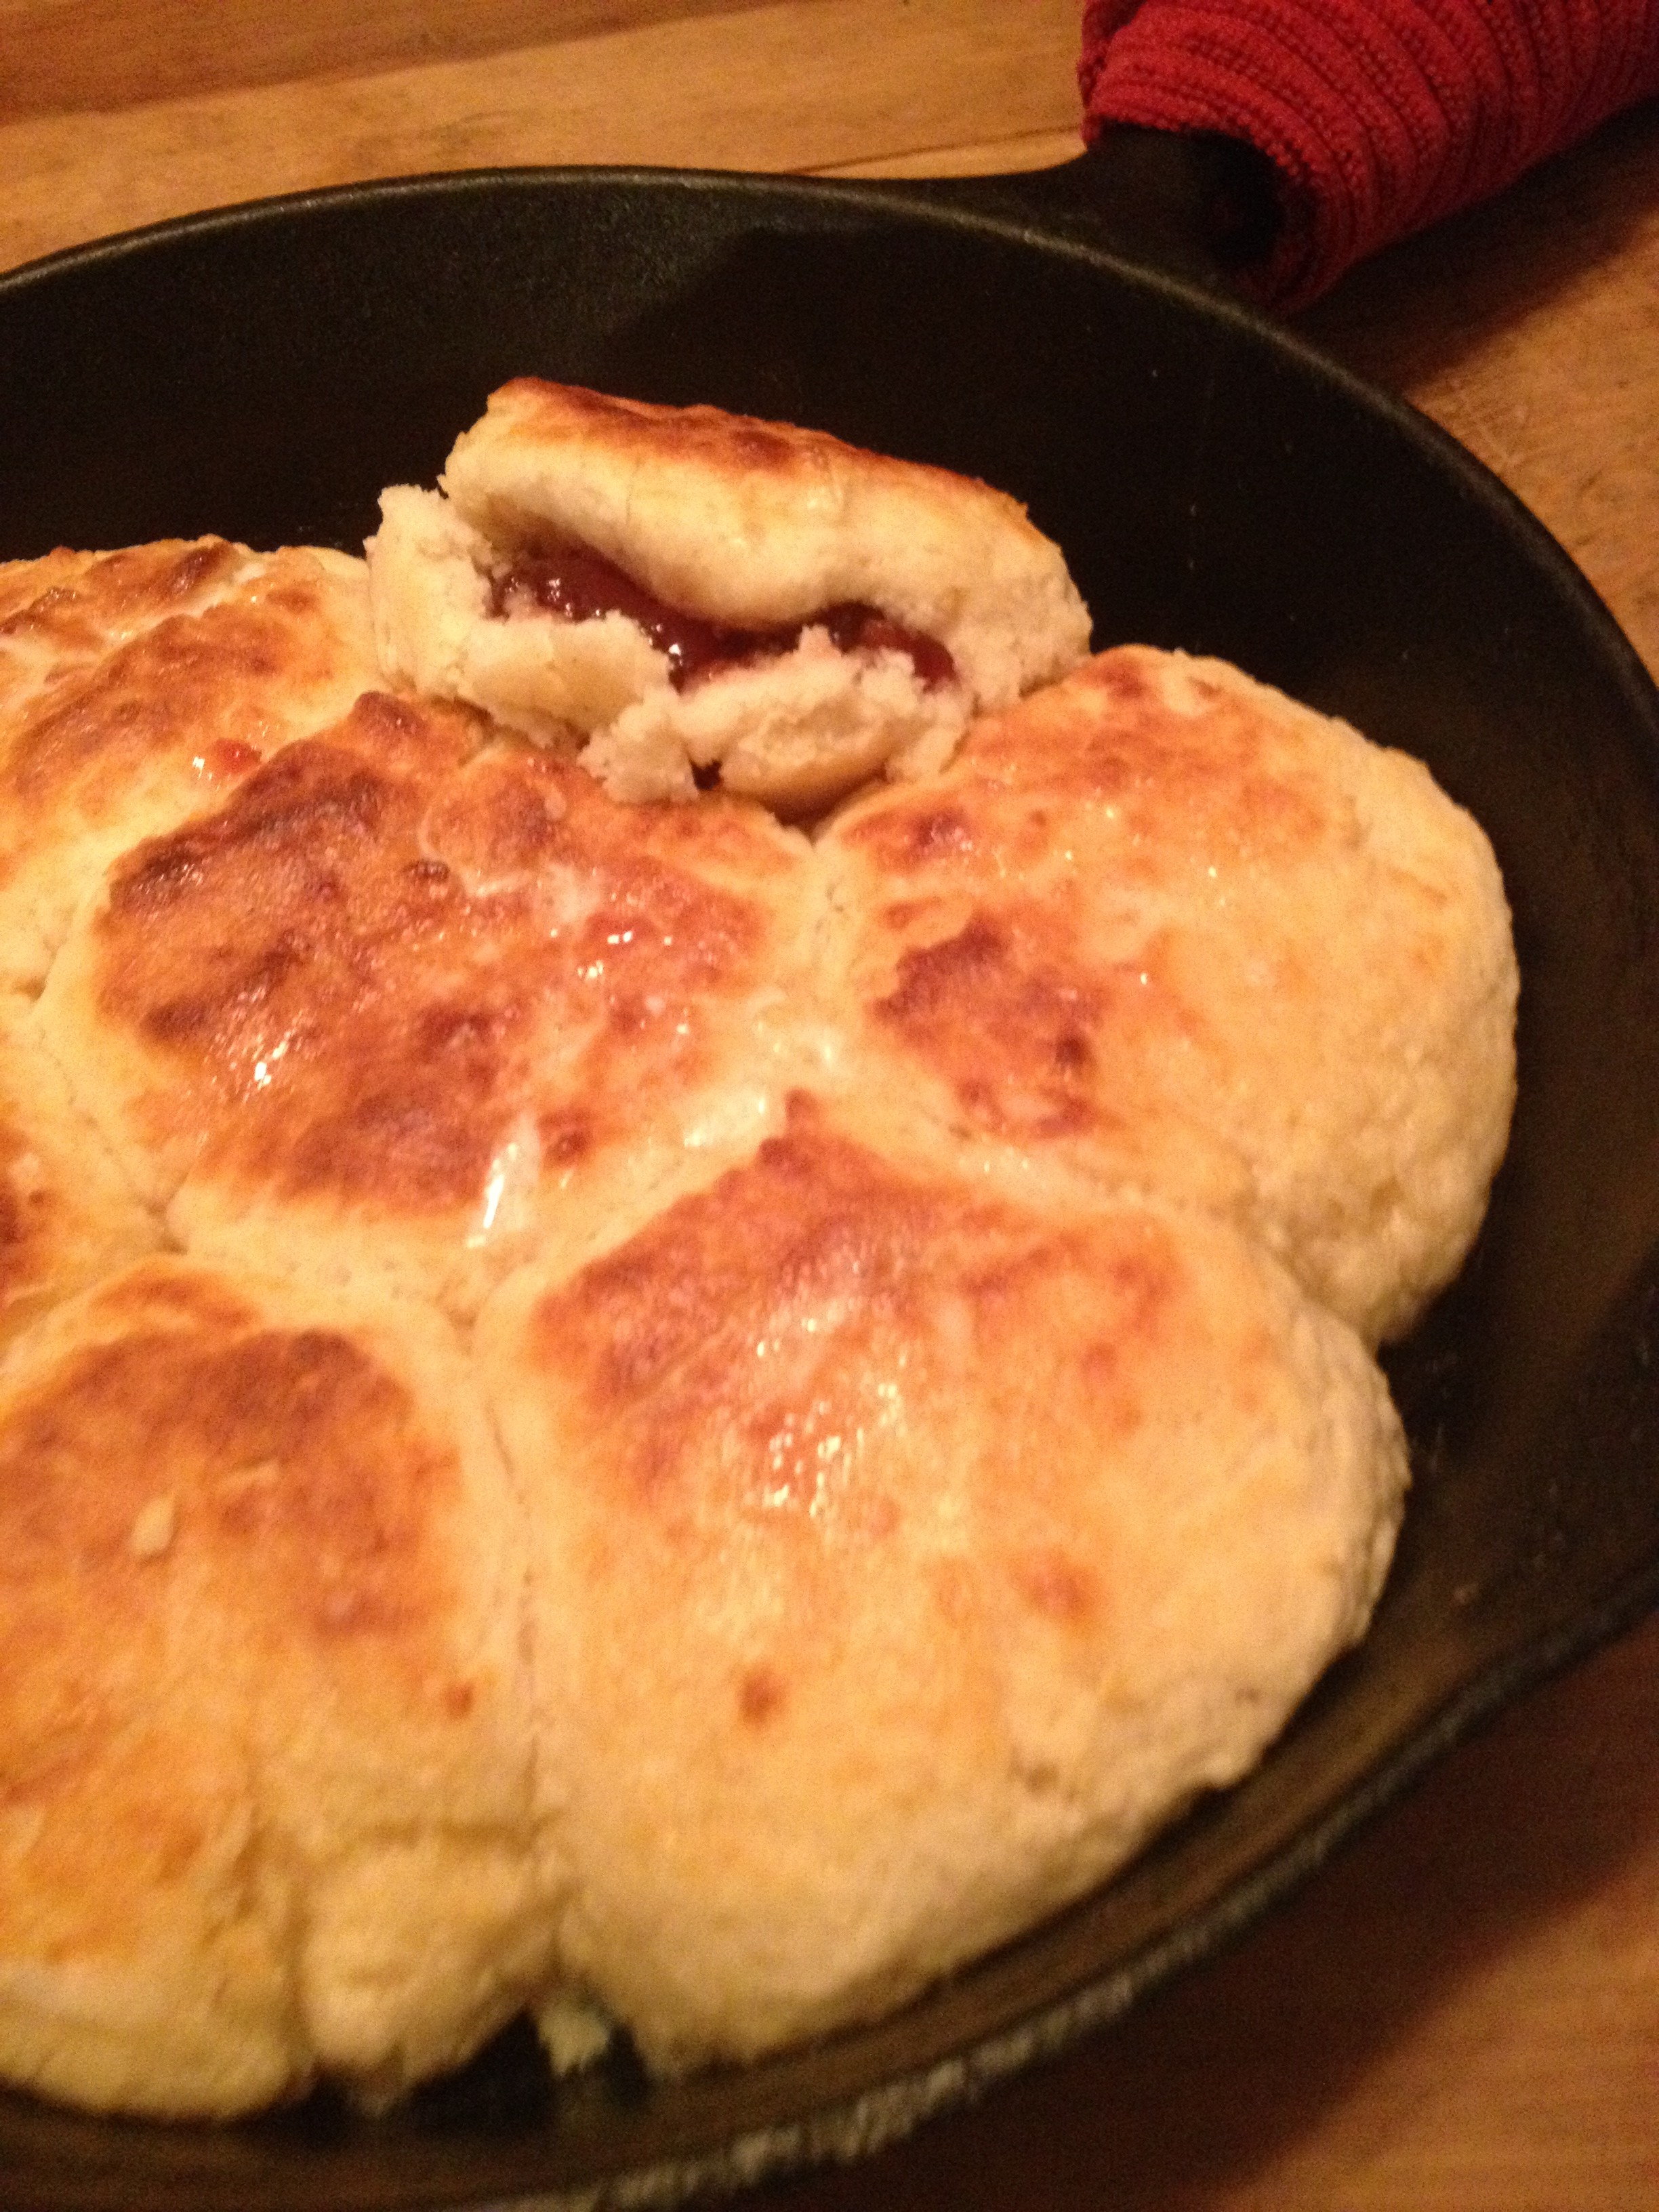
[3,5,1658,2207]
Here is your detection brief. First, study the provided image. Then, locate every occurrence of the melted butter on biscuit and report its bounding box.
[40,689,819,1313]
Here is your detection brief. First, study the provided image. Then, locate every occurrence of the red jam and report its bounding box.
[489,541,955,692]
[192,739,263,783]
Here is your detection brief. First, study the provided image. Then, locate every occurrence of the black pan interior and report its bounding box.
[3,168,1659,2211]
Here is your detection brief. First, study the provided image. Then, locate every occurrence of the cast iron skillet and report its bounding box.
[3,145,1659,2212]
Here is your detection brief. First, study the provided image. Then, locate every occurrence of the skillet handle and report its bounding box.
[891,127,1280,298]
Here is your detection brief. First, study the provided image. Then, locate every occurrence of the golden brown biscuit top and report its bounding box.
[0,1256,508,2082]
[467,378,995,514]
[497,1101,1214,1830]
[0,541,378,993]
[833,648,1340,886]
[79,688,806,1223]
[0,539,245,661]
[0,546,352,820]
[517,1100,1190,1561]
[482,1097,1405,2073]
[812,644,1517,1345]
[0,1264,478,1973]
[863,903,1192,1146]
[817,647,1344,1169]
[0,1264,465,1667]
[499,1099,1212,1818]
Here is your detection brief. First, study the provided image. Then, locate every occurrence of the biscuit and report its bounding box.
[37,687,822,1319]
[368,381,1092,811]
[817,647,1519,1343]
[0,991,159,1346]
[0,1258,556,2117]
[0,539,375,986]
[478,1104,1407,2068]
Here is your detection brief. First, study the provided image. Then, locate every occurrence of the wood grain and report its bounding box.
[0,0,1083,276]
[0,0,779,123]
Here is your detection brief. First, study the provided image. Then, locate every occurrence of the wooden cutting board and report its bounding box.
[3,5,1657,2205]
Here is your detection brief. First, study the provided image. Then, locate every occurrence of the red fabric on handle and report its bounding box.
[1078,0,1659,308]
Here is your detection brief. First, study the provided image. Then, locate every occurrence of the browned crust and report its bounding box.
[66,687,803,1229]
[474,379,1000,511]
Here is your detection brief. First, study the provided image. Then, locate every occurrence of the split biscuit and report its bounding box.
[368,380,1092,813]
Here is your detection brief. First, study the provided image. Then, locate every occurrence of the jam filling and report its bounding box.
[489,540,956,692]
